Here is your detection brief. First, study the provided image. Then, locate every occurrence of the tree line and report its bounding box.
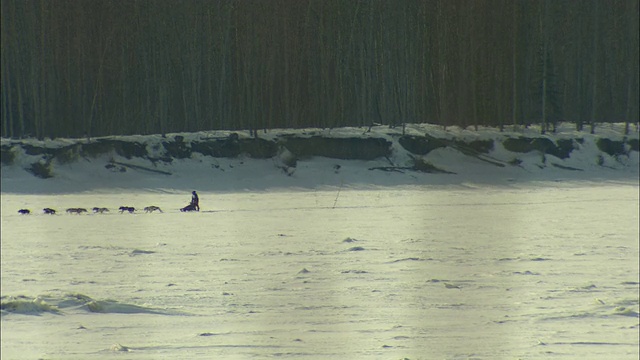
[1,0,638,139]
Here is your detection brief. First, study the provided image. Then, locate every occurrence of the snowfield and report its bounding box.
[1,123,639,359]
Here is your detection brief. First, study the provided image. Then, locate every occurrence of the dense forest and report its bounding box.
[1,0,639,139]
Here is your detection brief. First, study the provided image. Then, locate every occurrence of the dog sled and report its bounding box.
[180,203,198,212]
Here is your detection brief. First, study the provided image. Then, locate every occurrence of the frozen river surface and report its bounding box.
[1,184,639,359]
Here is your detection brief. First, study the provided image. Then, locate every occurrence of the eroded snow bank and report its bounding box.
[1,123,638,193]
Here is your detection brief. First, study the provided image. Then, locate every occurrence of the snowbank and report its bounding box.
[1,123,638,193]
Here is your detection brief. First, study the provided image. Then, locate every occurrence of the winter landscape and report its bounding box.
[1,123,639,359]
[3,1,639,358]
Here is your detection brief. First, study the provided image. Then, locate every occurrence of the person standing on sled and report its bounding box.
[191,191,200,211]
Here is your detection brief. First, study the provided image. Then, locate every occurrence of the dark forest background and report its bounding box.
[1,0,639,139]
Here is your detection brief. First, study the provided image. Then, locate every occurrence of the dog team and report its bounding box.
[17,191,200,215]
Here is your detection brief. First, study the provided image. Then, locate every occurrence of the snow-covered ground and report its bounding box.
[1,185,639,359]
[1,123,639,359]
[1,122,638,193]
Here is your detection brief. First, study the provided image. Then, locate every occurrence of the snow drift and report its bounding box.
[1,123,638,193]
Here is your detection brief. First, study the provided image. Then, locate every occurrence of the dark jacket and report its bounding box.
[191,192,200,210]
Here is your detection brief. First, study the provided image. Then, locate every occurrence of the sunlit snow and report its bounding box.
[1,123,639,359]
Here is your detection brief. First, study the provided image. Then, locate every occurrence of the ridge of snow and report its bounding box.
[1,122,638,194]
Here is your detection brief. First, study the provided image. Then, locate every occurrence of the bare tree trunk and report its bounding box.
[540,0,548,135]
[16,66,25,137]
[88,38,108,139]
[2,53,13,137]
[217,3,232,130]
[625,74,631,135]
[512,1,518,130]
[590,0,599,134]
[437,2,447,130]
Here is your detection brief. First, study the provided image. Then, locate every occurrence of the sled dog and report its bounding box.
[66,208,88,214]
[119,206,135,213]
[43,208,56,214]
[92,207,109,214]
[18,209,31,215]
[144,206,162,213]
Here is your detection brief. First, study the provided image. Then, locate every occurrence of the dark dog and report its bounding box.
[43,208,56,215]
[66,208,88,214]
[144,206,162,213]
[18,209,31,215]
[119,206,135,213]
[180,204,198,212]
[93,207,109,214]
